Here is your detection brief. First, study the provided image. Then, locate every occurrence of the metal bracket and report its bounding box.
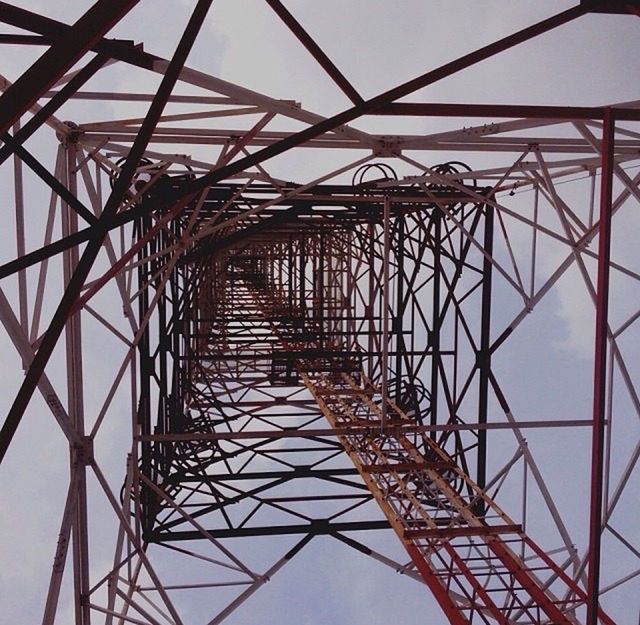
[73,436,95,466]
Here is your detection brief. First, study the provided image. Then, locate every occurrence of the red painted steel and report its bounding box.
[0,0,213,465]
[406,544,471,625]
[0,4,635,623]
[180,6,588,194]
[586,109,615,625]
[243,277,616,625]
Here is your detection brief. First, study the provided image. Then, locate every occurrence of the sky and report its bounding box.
[0,2,639,625]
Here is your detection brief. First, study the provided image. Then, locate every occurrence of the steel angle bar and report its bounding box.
[403,117,579,149]
[12,121,27,337]
[139,419,595,443]
[42,470,81,625]
[0,54,109,168]
[600,568,640,595]
[138,471,259,579]
[0,0,141,135]
[0,0,213,466]
[603,440,640,528]
[1,132,97,225]
[488,372,582,573]
[587,109,615,625]
[605,524,640,561]
[44,91,246,105]
[82,106,264,130]
[581,0,640,15]
[376,102,640,121]
[153,521,392,541]
[206,535,312,625]
[264,0,362,104]
[0,33,47,45]
[174,5,587,195]
[91,462,185,625]
[86,603,154,625]
[0,287,79,444]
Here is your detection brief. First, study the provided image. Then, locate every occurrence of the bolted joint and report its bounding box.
[52,533,69,573]
[73,436,95,467]
[374,136,402,157]
[55,120,82,145]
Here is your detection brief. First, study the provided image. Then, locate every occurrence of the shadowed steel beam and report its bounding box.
[139,419,597,443]
[0,0,214,466]
[0,0,141,135]
[0,53,109,169]
[0,202,154,280]
[0,4,152,70]
[152,520,391,540]
[179,5,588,194]
[0,33,48,45]
[376,102,640,121]
[581,0,640,13]
[264,0,363,104]
[586,108,614,625]
[0,3,373,144]
[1,133,97,225]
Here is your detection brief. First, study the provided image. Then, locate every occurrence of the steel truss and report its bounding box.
[0,2,639,624]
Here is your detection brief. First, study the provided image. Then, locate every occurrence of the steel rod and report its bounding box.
[586,107,615,625]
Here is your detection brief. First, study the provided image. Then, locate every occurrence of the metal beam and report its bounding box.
[0,0,213,466]
[177,6,588,194]
[586,108,615,625]
[151,520,391,540]
[264,0,363,104]
[0,0,141,135]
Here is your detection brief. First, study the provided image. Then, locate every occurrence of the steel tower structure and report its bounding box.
[0,2,639,624]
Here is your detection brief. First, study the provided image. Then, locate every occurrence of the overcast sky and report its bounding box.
[0,2,639,624]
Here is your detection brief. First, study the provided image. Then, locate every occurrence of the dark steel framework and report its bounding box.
[137,176,493,534]
[0,2,638,624]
